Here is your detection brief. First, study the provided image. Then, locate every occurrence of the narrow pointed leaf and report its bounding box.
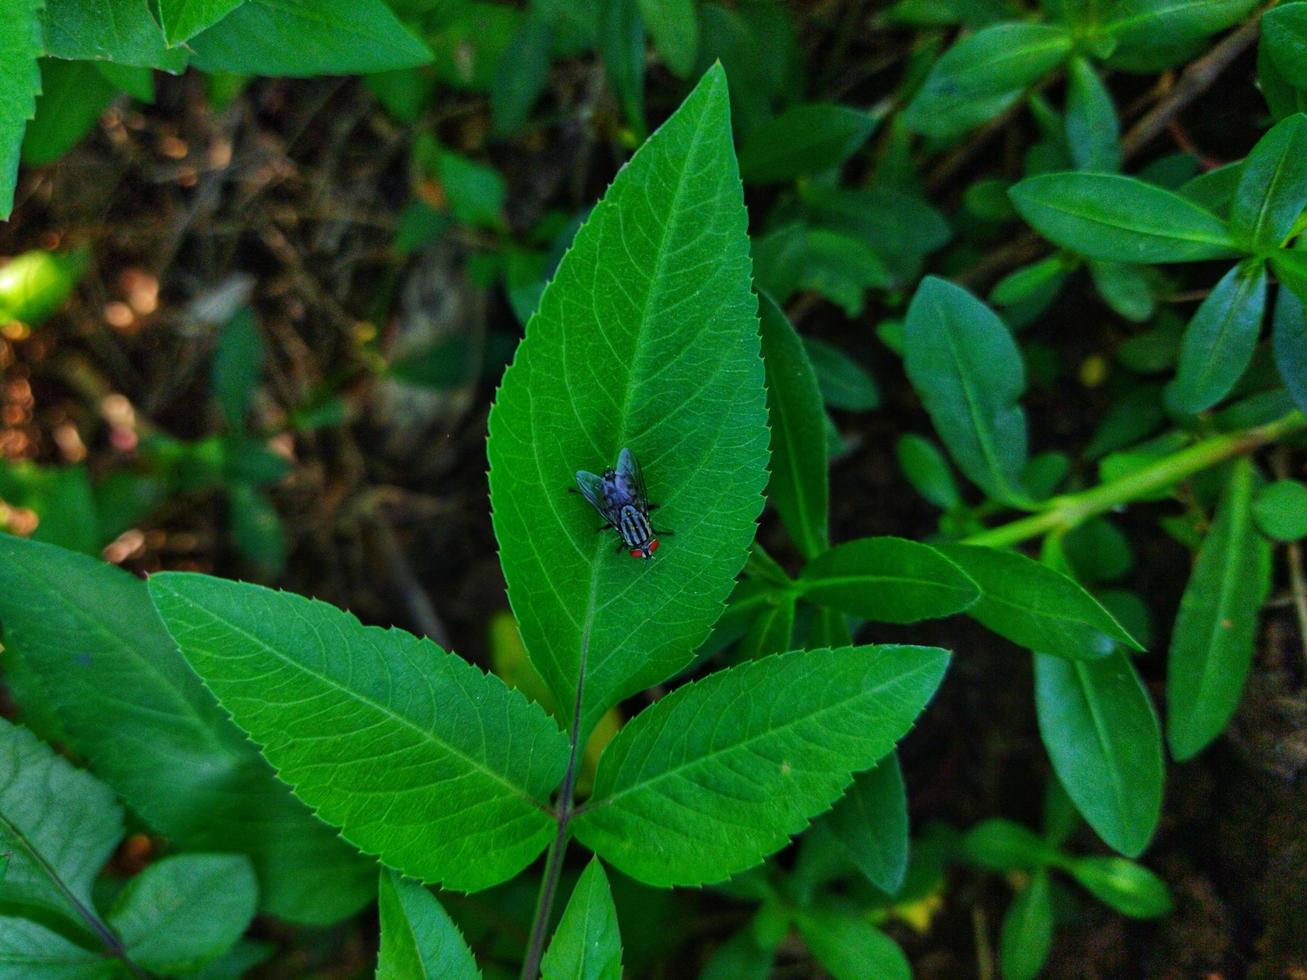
[158,0,246,45]
[904,276,1029,504]
[487,64,769,738]
[1010,174,1239,263]
[0,918,123,979]
[377,871,480,980]
[1167,458,1272,759]
[1264,4,1307,90]
[1034,651,1163,857]
[824,754,909,894]
[637,0,697,77]
[147,571,570,891]
[540,859,623,980]
[0,0,42,219]
[1066,856,1172,918]
[1065,57,1119,173]
[738,103,877,184]
[1231,113,1307,248]
[796,910,910,980]
[999,870,1054,980]
[1167,261,1267,415]
[797,536,978,624]
[760,294,828,558]
[1272,285,1307,415]
[572,645,949,886]
[938,544,1142,659]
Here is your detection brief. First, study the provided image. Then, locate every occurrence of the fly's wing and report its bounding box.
[616,448,650,511]
[575,469,618,522]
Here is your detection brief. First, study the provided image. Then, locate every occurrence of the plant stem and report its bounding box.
[962,412,1307,549]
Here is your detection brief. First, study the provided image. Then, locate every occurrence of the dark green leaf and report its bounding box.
[1089,260,1155,322]
[825,755,909,894]
[798,536,979,624]
[738,592,797,661]
[21,59,118,167]
[491,15,552,136]
[572,645,950,886]
[95,61,155,102]
[753,224,892,315]
[1066,856,1172,917]
[738,103,877,184]
[213,308,263,429]
[961,819,1057,871]
[227,483,287,573]
[1065,56,1119,172]
[802,337,879,412]
[1252,479,1307,540]
[904,276,1029,504]
[0,918,122,978]
[761,295,828,558]
[1167,260,1267,415]
[158,0,245,45]
[796,909,910,980]
[1179,161,1244,217]
[541,859,622,980]
[999,870,1054,980]
[0,1,43,218]
[377,871,479,980]
[895,434,961,510]
[637,0,698,77]
[0,461,100,553]
[1103,0,1258,71]
[1273,272,1307,414]
[1010,173,1240,263]
[1063,516,1134,584]
[938,544,1143,659]
[1231,113,1307,248]
[1264,4,1307,90]
[699,927,774,980]
[599,0,646,139]
[799,184,951,283]
[42,0,188,71]
[1167,458,1272,759]
[148,572,571,891]
[990,256,1067,307]
[1272,247,1307,303]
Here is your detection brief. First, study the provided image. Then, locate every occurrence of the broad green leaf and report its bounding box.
[1231,113,1307,248]
[0,718,121,937]
[797,536,979,624]
[999,870,1054,980]
[799,184,951,285]
[227,483,287,573]
[21,59,117,167]
[599,0,646,139]
[1089,260,1155,322]
[1103,0,1258,71]
[213,308,263,429]
[572,645,950,886]
[148,571,570,891]
[377,871,480,980]
[42,0,188,71]
[1010,173,1240,263]
[753,224,891,315]
[0,0,42,219]
[1253,479,1307,541]
[0,536,373,924]
[1272,247,1307,303]
[896,434,961,510]
[1166,261,1267,414]
[937,544,1142,659]
[158,0,246,44]
[1273,287,1307,415]
[1179,161,1244,217]
[1066,856,1172,918]
[190,0,433,76]
[486,65,769,738]
[760,294,828,558]
[904,276,1029,504]
[903,23,1073,136]
[0,460,99,553]
[1034,652,1163,857]
[1065,56,1119,173]
[0,918,123,979]
[94,62,154,102]
[737,591,797,660]
[637,0,698,77]
[796,910,910,980]
[989,256,1067,308]
[1167,458,1272,759]
[738,103,877,184]
[490,15,551,137]
[961,819,1058,871]
[1262,4,1307,90]
[802,337,879,412]
[824,754,909,894]
[108,854,257,975]
[540,859,623,980]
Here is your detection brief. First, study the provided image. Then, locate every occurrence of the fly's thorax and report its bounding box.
[617,504,654,548]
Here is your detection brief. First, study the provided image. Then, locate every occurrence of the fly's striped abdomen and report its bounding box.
[618,505,654,549]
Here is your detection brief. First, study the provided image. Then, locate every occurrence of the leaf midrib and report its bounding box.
[1071,659,1133,849]
[1037,183,1233,246]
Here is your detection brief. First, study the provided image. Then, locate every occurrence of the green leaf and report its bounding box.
[1253,479,1307,541]
[1066,856,1172,918]
[760,294,828,558]
[1034,652,1163,857]
[0,537,372,925]
[21,59,118,167]
[190,0,433,76]
[158,0,245,45]
[599,0,646,139]
[738,591,797,661]
[1272,247,1307,303]
[0,461,100,553]
[0,718,122,936]
[824,755,909,894]
[738,103,877,184]
[377,871,480,980]
[41,0,188,71]
[937,544,1142,659]
[1089,260,1155,322]
[433,146,506,230]
[1167,261,1268,415]
[802,337,879,412]
[753,224,891,315]
[1103,0,1258,71]
[903,23,1073,136]
[904,276,1029,504]
[227,483,287,573]
[0,0,42,219]
[108,854,257,975]
[490,15,552,137]
[799,183,951,284]
[961,819,1057,871]
[1231,113,1307,248]
[896,434,961,510]
[699,927,775,980]
[147,571,570,891]
[213,307,263,429]
[1010,173,1240,263]
[1065,56,1119,173]
[572,645,950,886]
[796,909,910,980]
[486,65,769,738]
[1167,458,1272,759]
[999,869,1053,980]
[637,0,697,77]
[0,918,123,978]
[95,62,155,102]
[989,256,1067,308]
[540,859,623,980]
[1261,3,1307,90]
[1273,287,1307,415]
[797,537,979,624]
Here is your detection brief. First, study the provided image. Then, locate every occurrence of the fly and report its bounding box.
[571,447,673,560]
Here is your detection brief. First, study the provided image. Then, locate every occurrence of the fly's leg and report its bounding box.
[652,528,675,536]
[597,523,614,532]
[614,539,627,555]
